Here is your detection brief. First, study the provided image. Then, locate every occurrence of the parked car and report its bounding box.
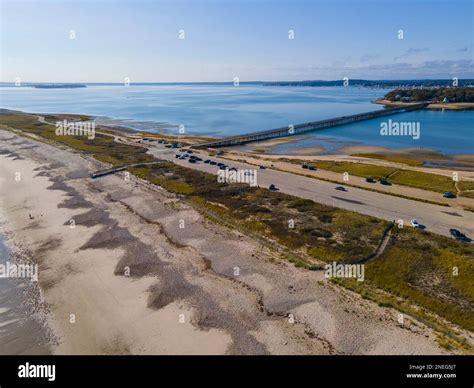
[269,184,279,191]
[308,165,316,171]
[410,219,426,229]
[229,167,238,172]
[175,154,181,159]
[379,178,392,186]
[209,161,217,165]
[443,192,456,199]
[204,159,211,164]
[188,159,197,164]
[216,151,224,156]
[186,150,193,154]
[219,165,227,170]
[259,165,266,169]
[366,177,376,183]
[449,229,470,242]
[302,164,309,169]
[335,186,347,192]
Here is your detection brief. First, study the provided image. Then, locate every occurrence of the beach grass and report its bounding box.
[353,153,425,166]
[458,181,474,191]
[388,170,456,193]
[0,111,155,166]
[334,227,474,349]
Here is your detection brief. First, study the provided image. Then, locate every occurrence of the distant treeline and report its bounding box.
[263,79,474,88]
[0,83,86,89]
[384,87,474,103]
[33,84,86,89]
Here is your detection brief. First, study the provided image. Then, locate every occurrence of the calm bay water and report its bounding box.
[1,84,472,154]
[0,234,51,354]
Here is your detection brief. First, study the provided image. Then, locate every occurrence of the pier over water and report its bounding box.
[193,103,428,148]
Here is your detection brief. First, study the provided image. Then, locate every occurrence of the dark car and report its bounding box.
[366,177,376,183]
[204,159,211,164]
[175,154,181,159]
[302,164,309,169]
[216,151,224,156]
[210,161,217,165]
[335,186,347,192]
[379,178,392,186]
[443,192,456,199]
[188,159,197,164]
[229,167,237,172]
[186,150,193,154]
[449,229,470,242]
[269,184,279,191]
[217,162,225,167]
[308,165,316,171]
[219,165,227,170]
[259,165,266,169]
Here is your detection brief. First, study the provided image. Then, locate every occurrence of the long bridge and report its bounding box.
[193,103,427,148]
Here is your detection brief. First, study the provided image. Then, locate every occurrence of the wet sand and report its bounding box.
[0,128,450,354]
[0,235,52,354]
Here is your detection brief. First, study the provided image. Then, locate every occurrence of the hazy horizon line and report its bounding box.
[2,78,473,85]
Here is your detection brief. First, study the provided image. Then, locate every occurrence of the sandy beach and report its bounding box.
[374,99,474,110]
[0,129,452,355]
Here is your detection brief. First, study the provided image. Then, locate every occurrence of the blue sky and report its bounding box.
[1,0,472,82]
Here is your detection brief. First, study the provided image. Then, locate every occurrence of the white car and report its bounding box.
[411,219,426,229]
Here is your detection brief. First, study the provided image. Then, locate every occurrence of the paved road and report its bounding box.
[148,145,474,240]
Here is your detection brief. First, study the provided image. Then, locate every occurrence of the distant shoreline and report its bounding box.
[374,98,474,110]
[1,78,473,88]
